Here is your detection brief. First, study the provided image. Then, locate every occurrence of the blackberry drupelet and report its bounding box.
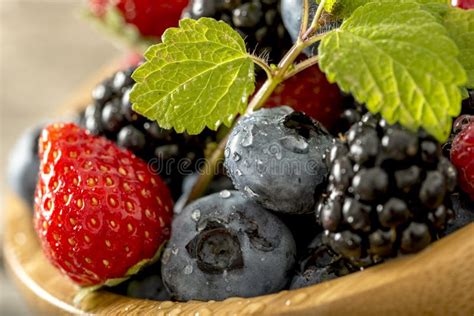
[182,0,293,62]
[78,67,217,199]
[317,114,457,268]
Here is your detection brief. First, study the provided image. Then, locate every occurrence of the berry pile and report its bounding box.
[7,0,474,306]
[317,114,457,266]
[182,0,293,62]
[79,67,216,199]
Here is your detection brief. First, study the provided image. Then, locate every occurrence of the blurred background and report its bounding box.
[0,1,121,314]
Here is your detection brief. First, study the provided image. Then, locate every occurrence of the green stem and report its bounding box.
[302,0,327,40]
[187,134,228,202]
[299,0,311,40]
[283,55,320,80]
[250,55,273,79]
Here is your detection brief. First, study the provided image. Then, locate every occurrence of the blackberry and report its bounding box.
[78,67,217,199]
[317,114,456,267]
[182,0,293,63]
[290,233,354,290]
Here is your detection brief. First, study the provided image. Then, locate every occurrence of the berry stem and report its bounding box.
[185,1,328,204]
[302,0,327,41]
[299,0,311,42]
[250,55,273,79]
[284,55,320,80]
[187,134,228,202]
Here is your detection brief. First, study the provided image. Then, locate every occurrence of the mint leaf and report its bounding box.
[319,2,467,141]
[130,18,255,135]
[443,8,474,88]
[325,0,450,19]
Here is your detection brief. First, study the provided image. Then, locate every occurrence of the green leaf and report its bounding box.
[131,18,255,135]
[443,8,474,88]
[319,2,467,141]
[324,0,450,19]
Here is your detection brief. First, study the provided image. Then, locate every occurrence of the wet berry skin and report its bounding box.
[7,124,43,207]
[290,233,353,289]
[161,191,296,301]
[317,114,456,267]
[224,106,334,214]
[34,123,173,286]
[450,119,474,200]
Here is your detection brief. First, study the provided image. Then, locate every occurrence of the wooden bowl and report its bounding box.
[3,64,474,315]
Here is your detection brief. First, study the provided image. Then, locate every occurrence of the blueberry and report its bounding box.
[7,124,43,207]
[290,233,353,290]
[174,173,235,215]
[224,107,333,214]
[161,191,296,301]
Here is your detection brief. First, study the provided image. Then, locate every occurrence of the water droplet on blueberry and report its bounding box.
[279,135,309,154]
[219,190,231,199]
[191,209,201,222]
[183,265,193,275]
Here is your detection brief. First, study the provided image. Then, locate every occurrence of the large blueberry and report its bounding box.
[7,124,43,207]
[161,191,296,301]
[224,106,333,214]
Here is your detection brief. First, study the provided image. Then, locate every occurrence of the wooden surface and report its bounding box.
[4,193,474,316]
[3,64,474,315]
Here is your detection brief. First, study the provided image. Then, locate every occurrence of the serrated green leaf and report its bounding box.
[130,18,255,135]
[443,8,474,88]
[319,2,467,141]
[326,0,450,19]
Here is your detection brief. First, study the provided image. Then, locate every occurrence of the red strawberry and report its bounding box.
[34,123,173,287]
[88,0,189,38]
[451,117,474,200]
[265,65,344,130]
[456,0,474,9]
